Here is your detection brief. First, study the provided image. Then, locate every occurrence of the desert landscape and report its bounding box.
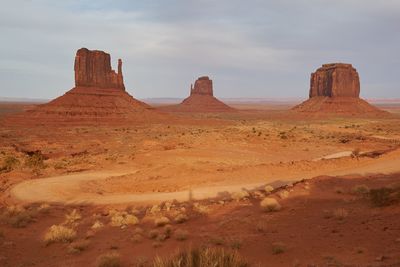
[1,2,400,267]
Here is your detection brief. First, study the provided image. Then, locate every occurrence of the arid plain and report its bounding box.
[1,101,400,266]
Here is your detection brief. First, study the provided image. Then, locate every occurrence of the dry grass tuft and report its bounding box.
[44,225,76,244]
[333,208,348,220]
[0,155,19,173]
[278,190,289,199]
[96,252,121,267]
[174,213,189,224]
[264,185,274,194]
[154,216,170,227]
[193,203,209,215]
[68,240,90,254]
[153,247,248,267]
[148,229,160,239]
[271,242,286,254]
[110,211,139,227]
[175,229,189,241]
[260,198,281,212]
[65,209,81,225]
[352,184,370,195]
[0,205,36,228]
[91,220,104,230]
[231,190,250,201]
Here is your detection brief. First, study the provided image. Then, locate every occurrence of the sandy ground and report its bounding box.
[1,101,400,266]
[9,148,400,204]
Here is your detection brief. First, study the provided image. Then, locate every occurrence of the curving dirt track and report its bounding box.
[8,148,400,205]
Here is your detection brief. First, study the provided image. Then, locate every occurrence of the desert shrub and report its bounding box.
[271,242,286,254]
[174,213,188,224]
[260,198,281,212]
[92,220,104,230]
[148,229,160,239]
[209,237,225,246]
[96,252,121,267]
[0,205,36,228]
[156,233,168,242]
[175,229,189,241]
[110,211,139,227]
[264,185,274,194]
[164,224,173,237]
[333,208,348,220]
[38,203,51,213]
[68,240,90,254]
[154,216,170,227]
[65,209,81,225]
[153,247,249,267]
[231,190,249,201]
[0,155,19,173]
[193,203,209,215]
[352,184,370,195]
[25,151,46,169]
[44,225,76,244]
[153,241,163,248]
[369,187,393,207]
[278,190,289,199]
[131,233,143,243]
[230,239,242,250]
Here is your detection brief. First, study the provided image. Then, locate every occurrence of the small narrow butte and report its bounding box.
[161,76,235,113]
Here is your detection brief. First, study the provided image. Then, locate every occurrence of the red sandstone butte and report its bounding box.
[309,63,360,98]
[4,48,166,125]
[161,76,235,113]
[293,63,387,116]
[190,76,213,96]
[74,48,125,90]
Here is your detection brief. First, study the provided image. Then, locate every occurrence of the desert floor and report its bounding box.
[1,101,400,266]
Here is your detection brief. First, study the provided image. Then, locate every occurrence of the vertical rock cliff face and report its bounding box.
[309,63,360,98]
[190,76,213,96]
[74,48,125,90]
[292,63,387,116]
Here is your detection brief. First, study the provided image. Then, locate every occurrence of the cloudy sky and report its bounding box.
[0,0,399,100]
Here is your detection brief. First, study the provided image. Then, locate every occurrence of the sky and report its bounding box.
[0,0,399,100]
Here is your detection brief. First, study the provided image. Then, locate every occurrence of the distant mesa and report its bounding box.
[5,48,165,125]
[293,63,387,116]
[190,76,213,96]
[161,76,235,113]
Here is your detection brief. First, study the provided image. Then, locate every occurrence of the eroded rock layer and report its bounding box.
[74,48,125,90]
[310,63,360,98]
[161,76,235,113]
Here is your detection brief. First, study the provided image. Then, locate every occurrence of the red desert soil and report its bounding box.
[1,173,400,266]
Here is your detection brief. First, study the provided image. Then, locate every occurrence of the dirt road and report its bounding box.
[10,149,400,205]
